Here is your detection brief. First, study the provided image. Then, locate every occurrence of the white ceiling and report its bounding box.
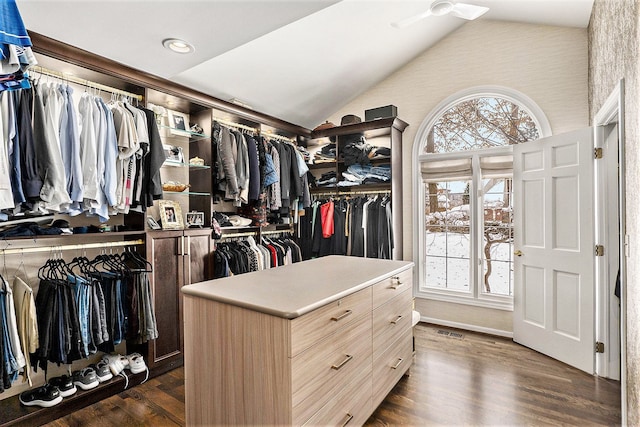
[17,0,594,129]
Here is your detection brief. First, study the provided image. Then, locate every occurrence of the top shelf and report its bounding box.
[310,117,409,139]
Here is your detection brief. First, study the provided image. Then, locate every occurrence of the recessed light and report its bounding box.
[162,38,195,54]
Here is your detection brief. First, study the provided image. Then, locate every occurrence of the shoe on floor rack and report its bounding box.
[89,359,113,383]
[102,353,130,389]
[47,374,77,397]
[126,353,149,384]
[72,367,100,391]
[19,384,63,408]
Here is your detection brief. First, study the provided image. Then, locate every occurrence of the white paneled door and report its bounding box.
[513,128,595,374]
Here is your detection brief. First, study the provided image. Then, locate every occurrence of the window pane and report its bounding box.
[481,178,514,296]
[424,181,470,292]
[426,97,540,154]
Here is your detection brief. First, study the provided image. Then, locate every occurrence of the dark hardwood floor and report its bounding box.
[42,323,620,426]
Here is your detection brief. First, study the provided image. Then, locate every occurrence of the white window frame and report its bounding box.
[412,86,551,311]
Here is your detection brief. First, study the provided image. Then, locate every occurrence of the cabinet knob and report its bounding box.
[514,250,523,257]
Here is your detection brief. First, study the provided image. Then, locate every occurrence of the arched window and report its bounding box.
[413,87,550,308]
[426,96,540,153]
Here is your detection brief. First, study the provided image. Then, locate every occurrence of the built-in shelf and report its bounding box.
[163,191,211,196]
[162,161,210,170]
[159,126,210,144]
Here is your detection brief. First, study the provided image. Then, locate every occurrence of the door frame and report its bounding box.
[593,79,626,421]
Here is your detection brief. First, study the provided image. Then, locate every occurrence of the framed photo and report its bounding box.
[163,144,184,165]
[146,216,161,230]
[186,211,205,228]
[158,200,184,230]
[167,109,190,135]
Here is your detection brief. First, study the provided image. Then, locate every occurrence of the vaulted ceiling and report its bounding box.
[17,0,594,129]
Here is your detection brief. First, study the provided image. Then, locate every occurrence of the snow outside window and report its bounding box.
[413,88,548,310]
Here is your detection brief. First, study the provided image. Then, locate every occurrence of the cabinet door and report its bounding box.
[184,229,213,285]
[146,230,185,369]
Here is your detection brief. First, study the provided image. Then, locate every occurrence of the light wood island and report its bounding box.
[181,255,414,426]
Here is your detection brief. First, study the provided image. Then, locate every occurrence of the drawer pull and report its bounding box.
[331,310,353,322]
[389,276,403,290]
[341,413,354,427]
[390,315,403,325]
[331,354,353,370]
[391,358,403,370]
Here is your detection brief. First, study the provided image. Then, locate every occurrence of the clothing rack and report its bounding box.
[213,117,258,133]
[261,229,294,236]
[213,117,294,142]
[30,66,144,101]
[218,231,257,239]
[312,189,391,197]
[262,132,295,143]
[0,239,144,256]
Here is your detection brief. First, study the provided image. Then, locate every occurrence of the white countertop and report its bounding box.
[181,255,413,319]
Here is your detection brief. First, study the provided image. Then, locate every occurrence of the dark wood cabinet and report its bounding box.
[184,228,214,284]
[145,229,213,371]
[146,230,186,370]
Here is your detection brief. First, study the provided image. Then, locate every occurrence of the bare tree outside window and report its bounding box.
[427,97,539,154]
[423,97,538,295]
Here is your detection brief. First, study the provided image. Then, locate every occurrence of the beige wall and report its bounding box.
[589,0,639,423]
[326,20,589,333]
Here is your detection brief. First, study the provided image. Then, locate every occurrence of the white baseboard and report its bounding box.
[420,316,513,339]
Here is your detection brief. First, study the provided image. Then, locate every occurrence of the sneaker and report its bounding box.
[72,367,99,390]
[126,353,149,384]
[19,385,63,408]
[102,353,128,376]
[102,353,129,389]
[126,353,147,375]
[90,360,113,382]
[48,375,77,397]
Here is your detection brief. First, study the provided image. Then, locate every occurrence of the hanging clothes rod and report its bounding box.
[261,228,294,236]
[0,239,144,255]
[312,189,391,197]
[262,132,295,143]
[213,117,258,133]
[218,231,258,239]
[30,66,144,102]
[213,118,295,142]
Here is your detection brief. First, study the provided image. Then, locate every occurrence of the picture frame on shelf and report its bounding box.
[167,109,190,135]
[163,144,184,165]
[146,216,161,230]
[158,200,184,230]
[186,211,205,228]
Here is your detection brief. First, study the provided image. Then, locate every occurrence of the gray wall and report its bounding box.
[589,0,639,423]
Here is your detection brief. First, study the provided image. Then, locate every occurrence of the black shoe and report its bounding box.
[72,367,99,390]
[48,374,77,397]
[19,385,63,407]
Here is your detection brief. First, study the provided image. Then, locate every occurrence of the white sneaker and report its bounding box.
[126,353,147,375]
[126,353,149,383]
[102,353,128,376]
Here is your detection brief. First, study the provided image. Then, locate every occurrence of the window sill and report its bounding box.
[414,288,514,311]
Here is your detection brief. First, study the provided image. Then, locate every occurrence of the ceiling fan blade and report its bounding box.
[391,9,434,29]
[450,3,489,20]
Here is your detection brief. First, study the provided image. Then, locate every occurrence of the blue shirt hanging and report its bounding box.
[0,0,31,47]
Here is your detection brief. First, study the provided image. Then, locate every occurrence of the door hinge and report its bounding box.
[595,341,605,353]
[595,245,605,256]
[594,147,603,159]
